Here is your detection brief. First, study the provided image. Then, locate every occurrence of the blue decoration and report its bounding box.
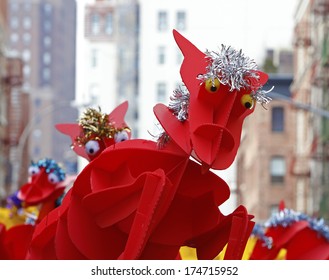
[264,208,329,242]
[30,158,66,182]
[252,223,273,249]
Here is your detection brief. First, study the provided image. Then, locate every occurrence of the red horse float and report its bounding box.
[248,202,329,260]
[0,158,66,259]
[27,30,271,260]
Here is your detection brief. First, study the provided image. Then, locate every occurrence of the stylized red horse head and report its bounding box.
[55,101,131,161]
[154,30,270,171]
[18,159,66,206]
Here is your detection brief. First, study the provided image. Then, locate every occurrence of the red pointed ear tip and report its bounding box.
[173,29,185,44]
[55,123,71,133]
[257,70,269,84]
[279,200,286,210]
[121,100,129,108]
[55,123,62,130]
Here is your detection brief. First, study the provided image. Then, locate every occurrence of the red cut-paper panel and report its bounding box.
[0,223,9,259]
[83,174,146,228]
[148,160,231,247]
[4,224,34,259]
[153,103,191,155]
[66,187,128,259]
[55,204,87,260]
[286,227,329,260]
[250,221,308,260]
[27,208,60,259]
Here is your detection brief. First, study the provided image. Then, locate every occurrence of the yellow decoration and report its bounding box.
[240,94,254,109]
[0,206,39,229]
[205,78,220,93]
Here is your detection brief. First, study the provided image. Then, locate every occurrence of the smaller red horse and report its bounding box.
[18,158,67,223]
[55,101,131,161]
[0,158,67,259]
[249,202,329,260]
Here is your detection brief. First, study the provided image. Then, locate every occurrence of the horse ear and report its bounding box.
[108,101,129,129]
[173,29,207,94]
[173,29,203,59]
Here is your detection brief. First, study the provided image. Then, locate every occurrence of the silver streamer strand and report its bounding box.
[264,208,329,242]
[156,131,170,149]
[168,85,190,122]
[198,45,273,106]
[251,86,273,106]
[148,123,170,149]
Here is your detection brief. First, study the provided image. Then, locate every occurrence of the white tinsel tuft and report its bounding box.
[198,45,272,105]
[168,85,190,122]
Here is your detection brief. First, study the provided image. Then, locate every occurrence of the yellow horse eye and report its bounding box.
[241,94,255,109]
[204,78,220,93]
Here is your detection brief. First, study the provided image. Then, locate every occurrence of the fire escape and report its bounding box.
[311,0,329,218]
[290,9,312,180]
[0,56,26,203]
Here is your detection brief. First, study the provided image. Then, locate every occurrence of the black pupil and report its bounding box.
[89,148,94,154]
[210,85,217,92]
[245,102,252,109]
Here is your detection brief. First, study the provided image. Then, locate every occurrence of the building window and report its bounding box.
[10,33,19,43]
[272,107,284,132]
[157,82,167,102]
[10,3,19,12]
[23,17,32,29]
[43,20,52,32]
[43,36,52,48]
[42,67,51,82]
[10,17,19,29]
[91,49,98,68]
[91,13,100,35]
[24,3,31,12]
[158,11,167,31]
[23,65,31,77]
[22,49,31,62]
[158,46,165,64]
[43,52,51,65]
[43,3,53,15]
[176,11,186,30]
[270,156,286,183]
[105,13,113,35]
[23,33,31,44]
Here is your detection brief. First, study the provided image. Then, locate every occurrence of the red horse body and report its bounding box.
[27,30,270,260]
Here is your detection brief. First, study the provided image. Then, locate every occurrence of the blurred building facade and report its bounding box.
[236,73,297,222]
[6,0,78,190]
[292,0,329,219]
[76,0,139,170]
[0,0,31,203]
[0,0,8,202]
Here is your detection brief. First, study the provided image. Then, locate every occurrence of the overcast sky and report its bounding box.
[186,0,300,64]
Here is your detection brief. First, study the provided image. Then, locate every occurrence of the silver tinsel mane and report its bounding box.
[198,45,272,105]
